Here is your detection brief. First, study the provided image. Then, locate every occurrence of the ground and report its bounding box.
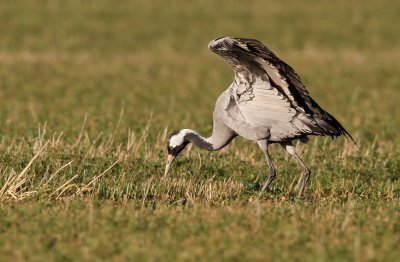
[0,0,399,261]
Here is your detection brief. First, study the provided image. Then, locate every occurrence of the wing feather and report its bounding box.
[231,75,304,141]
[210,37,356,143]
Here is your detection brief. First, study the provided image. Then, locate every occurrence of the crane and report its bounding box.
[164,37,355,197]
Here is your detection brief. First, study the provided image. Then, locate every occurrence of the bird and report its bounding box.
[164,37,355,197]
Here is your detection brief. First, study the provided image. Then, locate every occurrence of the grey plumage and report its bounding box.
[164,37,355,197]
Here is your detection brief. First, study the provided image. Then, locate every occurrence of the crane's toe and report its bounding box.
[260,168,277,192]
[297,168,311,197]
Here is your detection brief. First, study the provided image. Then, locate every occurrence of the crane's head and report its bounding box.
[164,129,190,176]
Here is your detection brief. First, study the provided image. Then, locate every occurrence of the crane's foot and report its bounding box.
[297,168,311,197]
[260,169,276,192]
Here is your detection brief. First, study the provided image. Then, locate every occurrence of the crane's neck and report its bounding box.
[183,126,236,151]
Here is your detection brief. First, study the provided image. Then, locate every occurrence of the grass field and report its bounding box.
[0,0,399,261]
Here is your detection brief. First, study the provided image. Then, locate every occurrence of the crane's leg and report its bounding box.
[257,139,277,192]
[281,143,311,197]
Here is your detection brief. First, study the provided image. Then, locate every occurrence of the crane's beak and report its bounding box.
[164,154,175,177]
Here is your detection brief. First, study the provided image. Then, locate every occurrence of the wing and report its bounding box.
[230,69,310,141]
[209,37,355,142]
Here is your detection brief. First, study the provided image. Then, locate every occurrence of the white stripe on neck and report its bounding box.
[169,129,191,147]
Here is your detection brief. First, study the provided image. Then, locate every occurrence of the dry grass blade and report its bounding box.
[73,114,88,148]
[85,160,120,188]
[76,160,120,195]
[56,184,78,200]
[134,112,152,154]
[105,108,124,148]
[48,174,79,199]
[17,140,49,180]
[0,140,49,200]
[43,160,74,187]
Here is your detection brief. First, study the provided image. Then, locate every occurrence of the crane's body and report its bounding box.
[164,37,355,197]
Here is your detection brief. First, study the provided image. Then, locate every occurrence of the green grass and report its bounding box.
[0,0,399,261]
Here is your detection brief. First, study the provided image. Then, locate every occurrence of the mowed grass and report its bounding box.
[0,0,399,261]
